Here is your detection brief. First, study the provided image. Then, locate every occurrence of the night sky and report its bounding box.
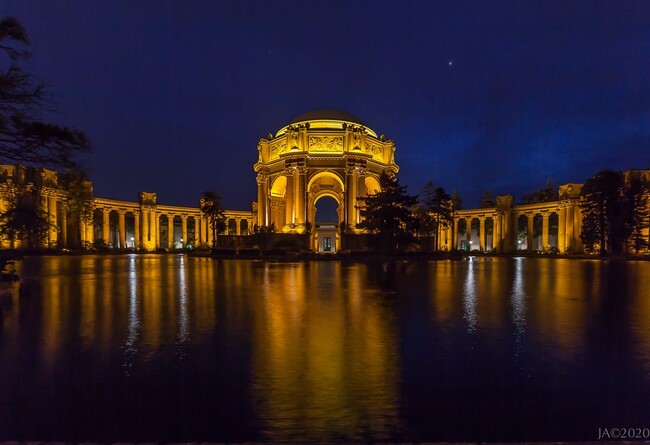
[4,1,650,209]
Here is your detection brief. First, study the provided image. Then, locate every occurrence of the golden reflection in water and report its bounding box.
[189,258,216,335]
[463,259,477,333]
[628,262,650,376]
[426,261,456,324]
[250,262,399,441]
[530,259,596,359]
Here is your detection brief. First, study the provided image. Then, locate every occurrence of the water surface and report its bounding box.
[1,255,649,441]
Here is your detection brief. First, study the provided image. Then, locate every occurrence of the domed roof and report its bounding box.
[290,109,364,125]
[276,109,377,137]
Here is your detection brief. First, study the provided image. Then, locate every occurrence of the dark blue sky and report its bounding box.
[4,1,650,209]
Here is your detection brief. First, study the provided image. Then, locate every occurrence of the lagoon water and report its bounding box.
[1,255,649,442]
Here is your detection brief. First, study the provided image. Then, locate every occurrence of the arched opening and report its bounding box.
[187,217,196,247]
[125,212,136,248]
[172,216,182,249]
[93,209,104,245]
[470,218,480,251]
[313,194,340,253]
[549,212,559,249]
[457,219,468,250]
[517,215,528,251]
[160,215,171,249]
[227,218,237,235]
[364,176,381,195]
[270,175,287,197]
[485,217,494,251]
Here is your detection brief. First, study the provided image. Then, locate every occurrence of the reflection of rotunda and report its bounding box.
[254,110,399,251]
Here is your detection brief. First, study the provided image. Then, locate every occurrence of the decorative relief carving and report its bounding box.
[270,141,286,160]
[367,142,384,161]
[139,192,157,206]
[309,136,343,152]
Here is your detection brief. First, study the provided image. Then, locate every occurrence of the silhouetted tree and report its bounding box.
[419,181,452,250]
[626,176,650,254]
[520,179,558,204]
[480,191,495,208]
[200,190,225,249]
[0,17,89,170]
[358,172,418,251]
[580,170,628,255]
[59,171,93,248]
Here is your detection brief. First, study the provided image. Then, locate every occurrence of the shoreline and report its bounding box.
[3,248,648,262]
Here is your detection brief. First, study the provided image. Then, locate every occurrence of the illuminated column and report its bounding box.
[565,204,575,253]
[542,212,550,251]
[479,217,486,251]
[503,211,512,252]
[155,213,161,249]
[85,218,94,245]
[207,219,214,247]
[296,166,307,225]
[345,165,358,228]
[167,216,174,249]
[141,211,149,248]
[558,206,567,253]
[134,212,141,249]
[453,218,459,250]
[256,172,268,227]
[526,214,534,252]
[148,210,155,249]
[235,218,241,235]
[574,205,584,253]
[492,217,499,251]
[102,208,110,243]
[61,212,67,248]
[48,196,58,247]
[118,211,126,249]
[181,216,188,248]
[284,169,294,227]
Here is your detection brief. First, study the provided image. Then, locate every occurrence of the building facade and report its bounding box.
[254,109,399,251]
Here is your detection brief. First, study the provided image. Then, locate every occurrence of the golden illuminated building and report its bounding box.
[254,110,399,251]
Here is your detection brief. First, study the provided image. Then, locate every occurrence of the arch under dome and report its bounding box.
[276,109,377,138]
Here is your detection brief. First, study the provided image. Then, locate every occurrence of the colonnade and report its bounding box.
[451,191,584,254]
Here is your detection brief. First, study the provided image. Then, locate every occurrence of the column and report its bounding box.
[236,218,241,235]
[296,167,306,225]
[503,211,512,252]
[118,211,126,248]
[492,217,499,252]
[48,196,58,247]
[285,171,294,227]
[141,211,149,249]
[168,216,174,249]
[181,216,188,249]
[453,218,459,250]
[155,213,160,249]
[134,212,141,249]
[479,217,486,252]
[542,213,550,252]
[102,209,110,244]
[526,214,534,252]
[565,204,574,253]
[149,211,155,248]
[207,218,214,247]
[61,212,67,248]
[574,206,584,253]
[345,166,356,228]
[558,206,567,254]
[257,173,268,227]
